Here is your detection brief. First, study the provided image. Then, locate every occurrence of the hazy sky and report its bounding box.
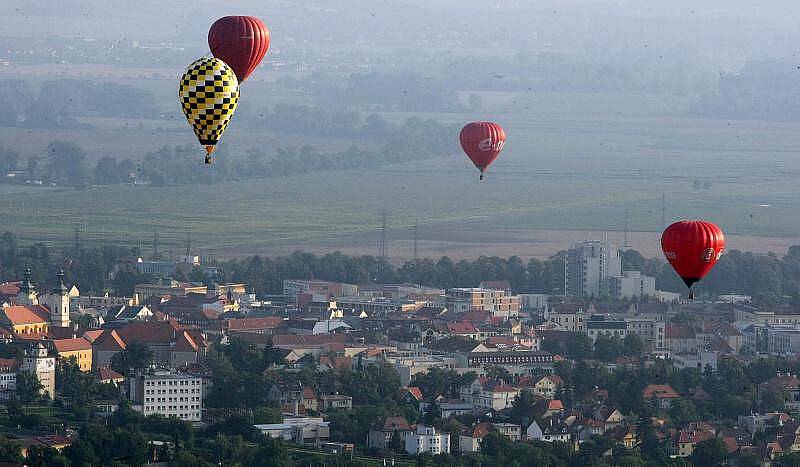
[1,0,798,71]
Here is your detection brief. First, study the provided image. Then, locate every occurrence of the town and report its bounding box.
[0,236,795,466]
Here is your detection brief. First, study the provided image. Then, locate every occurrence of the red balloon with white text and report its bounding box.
[459,122,506,180]
[661,220,725,298]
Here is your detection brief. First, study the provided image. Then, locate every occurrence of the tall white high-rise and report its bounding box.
[566,240,622,298]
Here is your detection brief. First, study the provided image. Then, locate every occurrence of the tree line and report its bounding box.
[0,110,457,187]
[1,230,800,303]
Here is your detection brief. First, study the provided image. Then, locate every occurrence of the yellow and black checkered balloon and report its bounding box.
[178,57,239,155]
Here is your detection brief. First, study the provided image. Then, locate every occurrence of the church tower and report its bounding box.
[42,269,70,328]
[16,268,38,306]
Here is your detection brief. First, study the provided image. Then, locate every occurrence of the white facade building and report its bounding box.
[130,370,203,422]
[610,271,656,299]
[566,241,622,298]
[405,425,450,455]
[20,343,55,399]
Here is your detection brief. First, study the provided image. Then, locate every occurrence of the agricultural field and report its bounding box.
[1,100,799,260]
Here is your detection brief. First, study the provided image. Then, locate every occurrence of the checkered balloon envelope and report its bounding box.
[178,57,240,162]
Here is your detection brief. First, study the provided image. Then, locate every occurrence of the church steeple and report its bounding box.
[55,268,67,294]
[20,268,33,294]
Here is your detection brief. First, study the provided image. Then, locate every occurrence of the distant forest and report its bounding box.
[0,104,457,187]
[2,231,799,305]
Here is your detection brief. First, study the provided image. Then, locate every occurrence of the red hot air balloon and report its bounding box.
[459,122,506,180]
[661,220,725,299]
[208,16,270,83]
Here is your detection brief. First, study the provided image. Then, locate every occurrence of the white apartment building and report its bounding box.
[566,241,622,298]
[130,370,203,422]
[405,425,450,455]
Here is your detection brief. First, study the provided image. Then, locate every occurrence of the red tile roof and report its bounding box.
[97,365,124,382]
[92,329,127,351]
[447,321,477,334]
[665,324,696,339]
[643,384,680,399]
[1,305,50,325]
[470,422,492,439]
[227,317,284,331]
[0,358,18,371]
[81,329,104,343]
[53,337,92,353]
[272,334,353,348]
[548,400,564,411]
[381,416,411,432]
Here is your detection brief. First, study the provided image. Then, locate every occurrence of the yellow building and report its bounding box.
[52,337,93,372]
[0,305,50,335]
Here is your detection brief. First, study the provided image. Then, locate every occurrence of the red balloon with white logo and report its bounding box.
[459,122,506,180]
[208,16,270,83]
[661,220,725,299]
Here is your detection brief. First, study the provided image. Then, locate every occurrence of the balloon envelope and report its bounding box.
[178,57,240,157]
[208,16,270,83]
[661,220,725,289]
[459,122,506,178]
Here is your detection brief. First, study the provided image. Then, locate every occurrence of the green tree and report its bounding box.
[510,390,537,426]
[690,438,727,467]
[111,341,153,375]
[423,400,442,426]
[16,370,45,405]
[623,333,644,357]
[0,434,22,464]
[46,141,88,186]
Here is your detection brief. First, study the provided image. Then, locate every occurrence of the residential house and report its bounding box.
[494,423,522,442]
[51,337,93,371]
[405,425,450,455]
[643,384,681,409]
[367,416,413,450]
[318,394,353,411]
[254,417,330,448]
[460,377,521,411]
[459,423,491,453]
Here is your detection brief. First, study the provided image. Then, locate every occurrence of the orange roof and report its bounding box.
[97,365,124,382]
[53,337,92,353]
[447,321,477,334]
[0,358,17,371]
[0,283,20,296]
[302,387,316,399]
[643,384,680,399]
[227,317,284,331]
[81,329,104,343]
[93,329,126,351]
[408,387,423,401]
[1,305,50,325]
[548,400,564,411]
[470,422,492,439]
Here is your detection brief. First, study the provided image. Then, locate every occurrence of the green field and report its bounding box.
[1,106,799,259]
